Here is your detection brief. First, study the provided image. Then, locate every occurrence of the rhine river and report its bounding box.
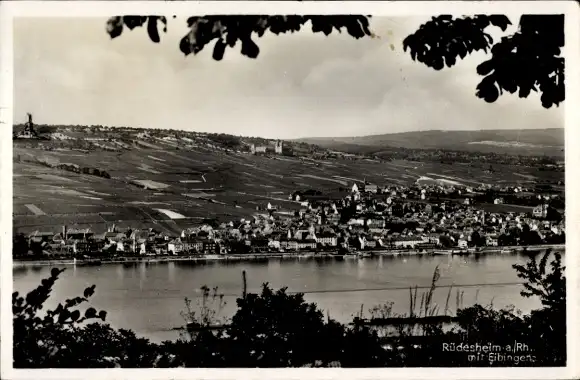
[13,252,559,343]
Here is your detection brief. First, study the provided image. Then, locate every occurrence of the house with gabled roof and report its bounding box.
[67,228,94,240]
[28,231,56,244]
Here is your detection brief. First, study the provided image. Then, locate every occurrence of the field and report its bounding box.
[13,140,565,236]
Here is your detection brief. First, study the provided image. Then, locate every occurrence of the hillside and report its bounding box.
[300,129,565,157]
[13,125,565,236]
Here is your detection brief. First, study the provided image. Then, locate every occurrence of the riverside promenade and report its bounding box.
[12,244,565,268]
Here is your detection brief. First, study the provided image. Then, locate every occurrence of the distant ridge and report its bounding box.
[298,128,565,157]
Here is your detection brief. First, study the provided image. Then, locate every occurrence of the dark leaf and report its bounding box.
[444,54,457,68]
[83,285,96,298]
[402,36,412,52]
[225,32,237,47]
[241,38,260,59]
[476,59,495,76]
[488,15,512,31]
[432,57,444,71]
[213,39,226,61]
[71,310,81,322]
[179,34,193,56]
[123,16,147,30]
[147,17,161,43]
[476,76,500,103]
[457,44,467,59]
[51,267,63,278]
[541,91,554,108]
[106,17,124,39]
[518,84,533,98]
[85,307,97,319]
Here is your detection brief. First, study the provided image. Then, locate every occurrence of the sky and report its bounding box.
[13,15,564,139]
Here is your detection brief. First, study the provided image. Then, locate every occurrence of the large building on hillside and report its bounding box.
[273,140,283,154]
[251,140,284,155]
[250,144,267,154]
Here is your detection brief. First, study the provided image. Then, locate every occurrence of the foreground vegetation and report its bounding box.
[13,249,565,367]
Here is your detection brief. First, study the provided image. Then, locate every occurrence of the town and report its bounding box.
[12,117,565,261]
[15,179,565,260]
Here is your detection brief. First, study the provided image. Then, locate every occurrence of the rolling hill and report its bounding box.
[299,129,565,157]
[13,126,564,236]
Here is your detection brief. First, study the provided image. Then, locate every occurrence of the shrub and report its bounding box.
[13,267,159,368]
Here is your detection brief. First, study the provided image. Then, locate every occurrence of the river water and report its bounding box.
[12,253,554,343]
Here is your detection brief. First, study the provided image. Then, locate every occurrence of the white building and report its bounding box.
[274,141,283,154]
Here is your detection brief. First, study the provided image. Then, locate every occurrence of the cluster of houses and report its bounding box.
[20,181,565,258]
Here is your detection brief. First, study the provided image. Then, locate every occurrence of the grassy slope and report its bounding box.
[13,135,564,235]
[300,129,565,157]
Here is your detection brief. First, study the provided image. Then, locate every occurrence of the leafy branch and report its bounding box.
[512,249,566,310]
[13,268,107,327]
[403,15,512,69]
[105,14,565,109]
[404,14,564,108]
[106,15,373,60]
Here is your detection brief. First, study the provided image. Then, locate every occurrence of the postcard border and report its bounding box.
[1,1,579,379]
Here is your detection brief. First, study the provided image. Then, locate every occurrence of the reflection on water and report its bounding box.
[116,264,124,280]
[168,262,176,285]
[13,252,559,343]
[139,262,146,290]
[13,265,30,276]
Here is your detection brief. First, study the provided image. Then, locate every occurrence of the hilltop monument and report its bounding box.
[14,112,40,139]
[24,113,36,135]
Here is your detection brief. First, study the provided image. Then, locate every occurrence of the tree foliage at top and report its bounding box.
[106,15,373,61]
[106,14,564,109]
[403,14,564,108]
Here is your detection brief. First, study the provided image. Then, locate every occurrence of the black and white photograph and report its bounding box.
[1,1,579,378]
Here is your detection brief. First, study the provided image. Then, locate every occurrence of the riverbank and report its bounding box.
[12,244,565,268]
